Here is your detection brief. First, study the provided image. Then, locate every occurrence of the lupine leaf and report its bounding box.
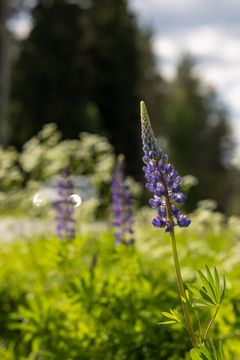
[187,283,201,297]
[220,275,226,303]
[190,340,225,360]
[158,320,177,325]
[161,311,176,319]
[209,339,217,358]
[187,284,214,307]
[190,348,203,360]
[197,270,216,303]
[158,308,182,325]
[187,267,226,308]
[199,288,215,306]
[205,266,217,302]
[190,346,211,360]
[205,340,225,360]
[213,267,220,300]
[218,341,225,359]
[194,298,214,307]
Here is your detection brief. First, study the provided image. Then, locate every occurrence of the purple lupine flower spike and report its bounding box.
[140,101,191,232]
[55,167,75,240]
[111,155,134,245]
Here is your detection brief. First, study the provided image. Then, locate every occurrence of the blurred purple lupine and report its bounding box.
[140,101,190,232]
[55,167,75,240]
[112,155,134,245]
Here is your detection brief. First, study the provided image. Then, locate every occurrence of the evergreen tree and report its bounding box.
[9,0,165,177]
[137,30,167,137]
[80,0,141,176]
[10,0,101,146]
[164,55,233,210]
[0,0,11,146]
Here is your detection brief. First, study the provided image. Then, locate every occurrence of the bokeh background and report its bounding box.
[1,1,240,359]
[1,0,240,213]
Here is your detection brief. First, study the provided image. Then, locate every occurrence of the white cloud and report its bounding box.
[231,115,240,154]
[184,27,222,56]
[153,37,178,60]
[130,0,205,15]
[129,0,240,151]
[130,0,240,34]
[196,63,240,91]
[153,26,240,66]
[224,84,240,115]
[152,27,240,121]
[145,0,200,12]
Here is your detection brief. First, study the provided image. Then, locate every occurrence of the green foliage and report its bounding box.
[187,266,226,307]
[0,233,186,359]
[190,340,225,360]
[0,205,240,358]
[159,308,183,325]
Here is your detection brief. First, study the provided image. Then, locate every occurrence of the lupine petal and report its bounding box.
[140,101,190,232]
[55,167,75,240]
[112,155,134,245]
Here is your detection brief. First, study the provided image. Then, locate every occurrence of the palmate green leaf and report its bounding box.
[190,346,211,360]
[213,267,220,301]
[158,308,182,325]
[158,320,177,325]
[187,266,226,307]
[197,269,216,304]
[220,275,226,303]
[206,339,226,360]
[186,284,214,307]
[217,341,225,359]
[199,288,216,306]
[187,284,200,297]
[190,340,225,360]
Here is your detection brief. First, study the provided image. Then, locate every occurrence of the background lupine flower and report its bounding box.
[140,101,191,232]
[55,167,75,240]
[111,155,134,245]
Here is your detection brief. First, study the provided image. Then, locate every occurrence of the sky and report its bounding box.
[129,0,240,154]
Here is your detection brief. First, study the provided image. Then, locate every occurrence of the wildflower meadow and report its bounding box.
[0,102,239,360]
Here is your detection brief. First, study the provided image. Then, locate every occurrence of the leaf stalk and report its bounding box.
[203,305,220,342]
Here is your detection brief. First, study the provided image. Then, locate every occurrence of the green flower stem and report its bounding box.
[194,308,203,344]
[169,230,196,347]
[160,177,196,346]
[203,305,220,342]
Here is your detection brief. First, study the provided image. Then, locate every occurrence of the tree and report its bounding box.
[79,0,141,176]
[10,0,101,146]
[137,30,167,137]
[0,0,11,146]
[163,55,233,210]
[9,0,165,178]
[1,0,34,147]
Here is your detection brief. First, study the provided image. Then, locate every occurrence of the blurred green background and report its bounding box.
[1,0,240,212]
[1,1,240,359]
